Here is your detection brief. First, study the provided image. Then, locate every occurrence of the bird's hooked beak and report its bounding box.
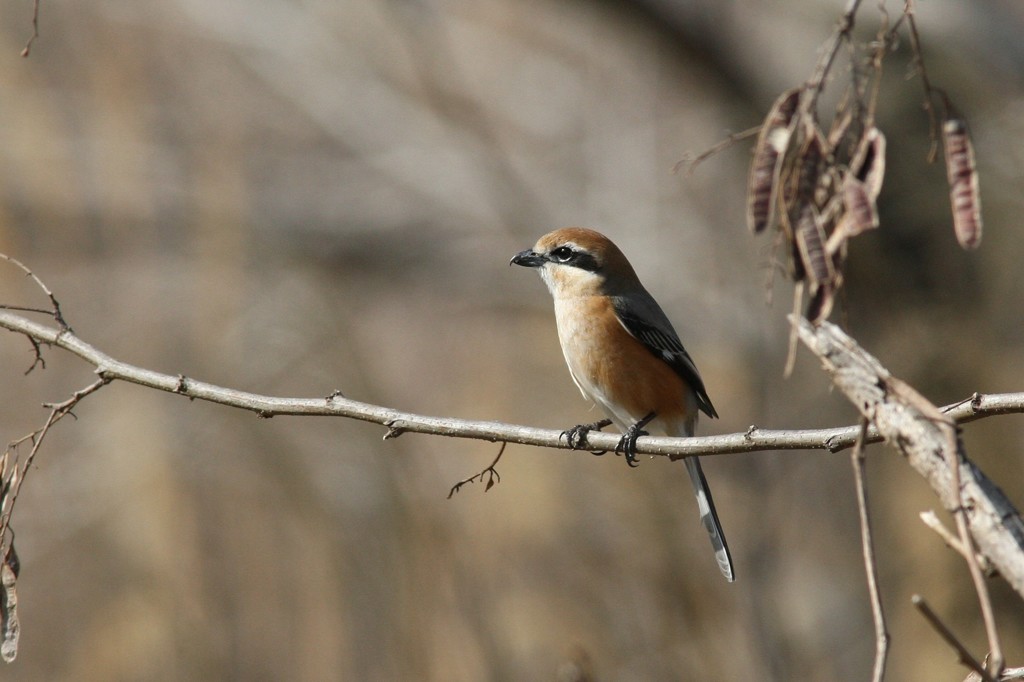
[510,249,545,268]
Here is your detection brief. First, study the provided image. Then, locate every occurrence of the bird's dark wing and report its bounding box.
[612,297,718,419]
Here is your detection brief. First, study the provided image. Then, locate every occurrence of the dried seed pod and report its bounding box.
[840,178,879,238]
[797,205,838,324]
[747,88,801,233]
[795,204,833,289]
[777,121,826,247]
[792,123,825,205]
[851,127,886,200]
[0,547,16,663]
[804,281,835,325]
[788,233,806,283]
[942,118,982,249]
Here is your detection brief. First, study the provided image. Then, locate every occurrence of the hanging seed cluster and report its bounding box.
[746,85,983,324]
[737,3,987,328]
[746,87,886,324]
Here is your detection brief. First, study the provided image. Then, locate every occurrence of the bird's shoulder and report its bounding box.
[610,293,718,419]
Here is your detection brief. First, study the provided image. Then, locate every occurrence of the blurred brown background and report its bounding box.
[0,0,1022,679]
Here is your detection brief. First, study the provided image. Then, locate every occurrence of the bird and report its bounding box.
[511,227,734,582]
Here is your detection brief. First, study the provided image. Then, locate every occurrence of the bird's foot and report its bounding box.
[615,412,656,468]
[561,418,613,455]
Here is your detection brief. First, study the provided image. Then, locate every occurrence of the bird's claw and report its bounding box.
[561,418,613,455]
[615,427,647,467]
[615,412,655,468]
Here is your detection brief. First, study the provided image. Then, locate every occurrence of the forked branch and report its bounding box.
[794,316,1024,603]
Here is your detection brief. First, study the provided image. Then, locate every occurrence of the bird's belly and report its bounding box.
[553,297,692,433]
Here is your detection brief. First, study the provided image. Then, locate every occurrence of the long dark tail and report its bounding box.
[684,456,735,582]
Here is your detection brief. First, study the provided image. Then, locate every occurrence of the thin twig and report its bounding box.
[0,377,110,558]
[859,0,893,131]
[920,510,993,574]
[674,126,760,176]
[912,595,997,682]
[949,433,1005,676]
[0,253,70,331]
[448,442,505,498]
[902,0,945,162]
[929,386,1004,674]
[20,0,40,58]
[804,0,866,110]
[850,418,888,682]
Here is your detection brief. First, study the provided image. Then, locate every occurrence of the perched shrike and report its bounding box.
[511,227,734,581]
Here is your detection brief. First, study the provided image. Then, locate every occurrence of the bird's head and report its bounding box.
[510,227,639,298]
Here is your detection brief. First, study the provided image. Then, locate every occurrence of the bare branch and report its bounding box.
[794,316,1024,601]
[1,308,1024,462]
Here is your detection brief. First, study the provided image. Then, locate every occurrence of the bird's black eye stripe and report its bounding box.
[548,245,600,271]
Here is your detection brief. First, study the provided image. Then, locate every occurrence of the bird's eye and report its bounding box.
[551,246,574,262]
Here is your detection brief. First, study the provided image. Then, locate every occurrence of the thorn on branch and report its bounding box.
[326,389,345,401]
[448,442,505,498]
[824,433,842,452]
[383,420,405,440]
